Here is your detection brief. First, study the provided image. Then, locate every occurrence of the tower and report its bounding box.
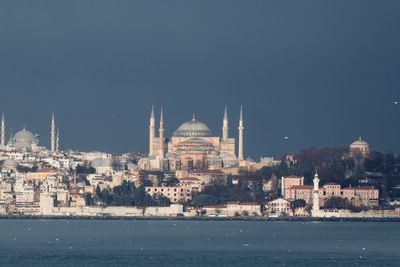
[51,111,56,152]
[238,105,244,161]
[159,107,165,160]
[222,106,229,140]
[1,112,5,146]
[56,128,60,152]
[312,171,320,213]
[149,106,155,156]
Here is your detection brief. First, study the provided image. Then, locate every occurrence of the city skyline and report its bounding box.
[0,105,392,158]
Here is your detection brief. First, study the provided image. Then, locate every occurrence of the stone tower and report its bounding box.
[238,105,244,161]
[222,106,229,141]
[149,106,155,156]
[51,112,56,152]
[159,107,165,159]
[56,128,60,152]
[312,171,320,213]
[1,112,5,146]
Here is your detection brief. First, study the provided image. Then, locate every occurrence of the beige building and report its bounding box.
[26,168,59,183]
[201,202,261,217]
[267,198,291,215]
[286,185,313,202]
[145,182,201,203]
[287,179,379,208]
[281,175,304,198]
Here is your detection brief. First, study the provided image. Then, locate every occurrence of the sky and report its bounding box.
[0,1,399,158]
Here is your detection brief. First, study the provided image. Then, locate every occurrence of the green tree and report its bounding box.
[291,199,307,209]
[191,194,218,207]
[324,197,349,209]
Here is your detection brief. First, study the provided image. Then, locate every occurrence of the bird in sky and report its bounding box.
[391,101,399,105]
[284,136,289,140]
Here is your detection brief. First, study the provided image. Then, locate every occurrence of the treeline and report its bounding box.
[88,181,171,207]
[190,179,269,207]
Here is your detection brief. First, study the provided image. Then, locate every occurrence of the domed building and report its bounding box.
[2,158,19,171]
[90,158,114,175]
[140,106,244,171]
[8,128,39,150]
[349,136,371,159]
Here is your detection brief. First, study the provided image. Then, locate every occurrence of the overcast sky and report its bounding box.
[0,1,399,158]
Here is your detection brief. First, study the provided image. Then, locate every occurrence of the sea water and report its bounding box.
[0,219,399,266]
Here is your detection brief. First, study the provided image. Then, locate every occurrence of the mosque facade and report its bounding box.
[139,106,245,171]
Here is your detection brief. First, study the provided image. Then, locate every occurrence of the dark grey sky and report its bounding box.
[0,1,399,158]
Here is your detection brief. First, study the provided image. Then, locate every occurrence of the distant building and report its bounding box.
[139,106,246,171]
[266,198,291,215]
[281,175,304,198]
[349,136,371,159]
[287,175,379,208]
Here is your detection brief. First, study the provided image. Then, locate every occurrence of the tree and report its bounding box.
[324,197,349,209]
[191,194,218,207]
[76,164,96,174]
[291,199,307,209]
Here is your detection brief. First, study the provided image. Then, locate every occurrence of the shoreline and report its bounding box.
[0,215,399,222]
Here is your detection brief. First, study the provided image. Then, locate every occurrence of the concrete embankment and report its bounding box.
[0,215,399,222]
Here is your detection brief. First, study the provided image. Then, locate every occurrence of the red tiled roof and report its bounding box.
[179,177,201,181]
[190,169,224,174]
[343,186,376,191]
[284,175,302,179]
[290,185,313,190]
[227,201,259,206]
[324,182,340,186]
[204,205,227,209]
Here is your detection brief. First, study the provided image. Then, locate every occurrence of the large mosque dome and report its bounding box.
[173,116,213,137]
[9,128,38,149]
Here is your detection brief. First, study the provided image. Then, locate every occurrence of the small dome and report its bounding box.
[173,115,213,137]
[90,158,113,168]
[2,159,19,168]
[9,128,38,149]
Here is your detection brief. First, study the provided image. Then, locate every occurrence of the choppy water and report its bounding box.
[0,219,399,266]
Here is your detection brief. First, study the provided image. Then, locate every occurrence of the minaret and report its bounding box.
[312,171,320,213]
[51,111,56,152]
[1,112,5,146]
[149,106,155,156]
[9,128,12,144]
[238,106,244,161]
[222,106,229,140]
[159,107,165,159]
[56,128,60,152]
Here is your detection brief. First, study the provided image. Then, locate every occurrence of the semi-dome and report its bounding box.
[90,158,113,168]
[173,115,213,137]
[2,159,19,169]
[9,128,38,149]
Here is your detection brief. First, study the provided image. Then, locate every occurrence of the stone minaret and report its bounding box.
[56,128,60,152]
[312,171,320,213]
[238,106,244,161]
[51,112,56,152]
[159,107,164,159]
[1,112,5,146]
[149,106,155,156]
[222,106,229,140]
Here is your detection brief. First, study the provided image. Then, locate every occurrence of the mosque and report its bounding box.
[138,106,245,171]
[0,112,59,152]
